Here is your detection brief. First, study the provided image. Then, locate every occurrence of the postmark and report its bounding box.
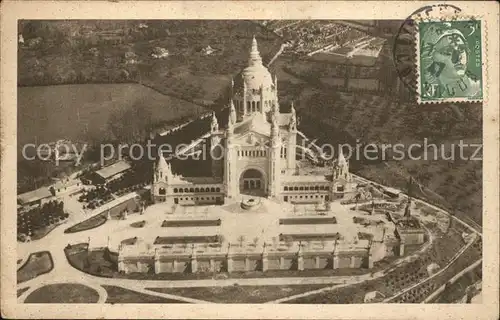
[416,19,483,103]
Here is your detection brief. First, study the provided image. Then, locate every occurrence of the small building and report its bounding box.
[151,47,169,59]
[394,217,425,245]
[17,187,52,207]
[202,45,215,56]
[382,186,400,199]
[93,160,132,185]
[124,51,138,64]
[50,178,82,196]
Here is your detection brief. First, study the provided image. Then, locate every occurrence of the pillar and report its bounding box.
[315,256,320,269]
[333,252,339,269]
[280,256,285,270]
[227,255,233,273]
[368,254,374,269]
[173,259,177,272]
[349,255,356,268]
[243,83,247,116]
[226,243,233,273]
[191,255,198,273]
[210,258,215,272]
[260,85,265,118]
[118,256,126,273]
[154,249,161,274]
[245,257,251,271]
[399,241,405,256]
[297,248,304,271]
[262,244,268,272]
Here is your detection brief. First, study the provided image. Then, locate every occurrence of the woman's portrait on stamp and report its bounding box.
[419,21,482,101]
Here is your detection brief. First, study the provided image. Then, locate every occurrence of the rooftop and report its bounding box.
[95,160,131,180]
[17,187,52,205]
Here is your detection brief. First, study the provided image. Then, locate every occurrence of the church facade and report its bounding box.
[152,37,355,205]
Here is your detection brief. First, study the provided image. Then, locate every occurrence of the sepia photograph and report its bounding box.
[1,1,498,319]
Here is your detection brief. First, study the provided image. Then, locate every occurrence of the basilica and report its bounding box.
[151,37,355,205]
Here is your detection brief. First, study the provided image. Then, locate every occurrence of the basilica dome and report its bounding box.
[235,36,274,92]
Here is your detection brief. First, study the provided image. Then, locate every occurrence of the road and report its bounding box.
[17,175,482,304]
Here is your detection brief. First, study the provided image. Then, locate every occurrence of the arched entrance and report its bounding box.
[240,168,266,196]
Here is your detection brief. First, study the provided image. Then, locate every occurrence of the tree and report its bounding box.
[107,100,154,145]
[252,237,259,247]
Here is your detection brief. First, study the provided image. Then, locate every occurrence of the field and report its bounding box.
[148,284,328,303]
[17,251,54,284]
[24,284,100,303]
[103,285,185,303]
[17,83,206,150]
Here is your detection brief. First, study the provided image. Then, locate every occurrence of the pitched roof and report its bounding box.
[95,160,131,180]
[17,188,52,204]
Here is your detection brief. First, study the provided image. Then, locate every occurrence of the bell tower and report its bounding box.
[268,112,281,198]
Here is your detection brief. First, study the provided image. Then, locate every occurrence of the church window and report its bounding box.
[195,188,200,192]
[216,187,221,192]
[210,187,215,192]
[257,101,260,111]
[159,188,166,195]
[305,186,309,191]
[173,188,178,193]
[284,186,288,191]
[189,188,194,193]
[337,185,345,192]
[247,101,251,113]
[315,186,319,190]
[299,186,304,191]
[294,187,299,191]
[184,188,188,193]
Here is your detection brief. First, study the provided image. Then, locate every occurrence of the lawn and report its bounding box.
[24,284,100,303]
[17,287,30,297]
[162,219,221,227]
[17,83,206,151]
[147,284,329,303]
[64,213,107,234]
[17,251,54,284]
[64,196,140,233]
[103,285,186,304]
[434,264,481,303]
[130,220,146,228]
[30,222,62,241]
[279,217,337,225]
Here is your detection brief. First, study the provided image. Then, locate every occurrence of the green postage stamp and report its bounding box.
[417,19,483,103]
